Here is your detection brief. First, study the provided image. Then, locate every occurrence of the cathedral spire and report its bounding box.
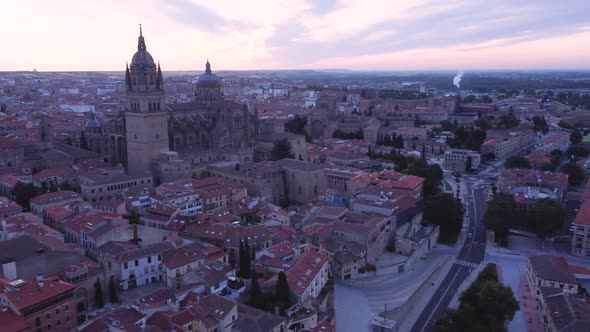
[137,24,146,51]
[156,61,163,90]
[125,62,132,91]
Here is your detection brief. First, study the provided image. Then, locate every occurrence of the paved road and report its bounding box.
[410,180,488,332]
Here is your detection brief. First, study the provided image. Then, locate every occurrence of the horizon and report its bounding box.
[2,1,590,72]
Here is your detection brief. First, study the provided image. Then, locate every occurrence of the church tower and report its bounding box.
[125,25,169,176]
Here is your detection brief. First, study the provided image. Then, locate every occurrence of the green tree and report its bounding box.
[531,116,549,134]
[274,271,291,313]
[11,182,39,210]
[483,193,518,246]
[541,163,555,171]
[238,239,251,278]
[284,115,307,135]
[249,276,264,309]
[271,138,293,160]
[58,180,75,191]
[571,130,583,145]
[95,277,104,309]
[80,130,89,150]
[526,199,565,238]
[561,162,585,185]
[567,145,589,158]
[435,264,519,332]
[109,276,118,303]
[504,156,531,169]
[424,194,464,243]
[549,149,563,167]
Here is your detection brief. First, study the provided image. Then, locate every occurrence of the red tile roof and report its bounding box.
[3,276,75,311]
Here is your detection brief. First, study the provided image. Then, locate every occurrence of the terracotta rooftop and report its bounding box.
[3,276,75,311]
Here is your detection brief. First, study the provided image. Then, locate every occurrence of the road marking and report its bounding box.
[420,266,464,332]
[454,259,479,269]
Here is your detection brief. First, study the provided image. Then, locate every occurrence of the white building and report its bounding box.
[97,241,174,290]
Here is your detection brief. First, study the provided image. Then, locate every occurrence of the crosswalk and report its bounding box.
[454,259,479,269]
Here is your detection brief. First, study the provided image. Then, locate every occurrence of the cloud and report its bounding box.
[157,0,256,33]
[261,0,590,67]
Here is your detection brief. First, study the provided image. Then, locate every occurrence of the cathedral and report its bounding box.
[84,26,258,183]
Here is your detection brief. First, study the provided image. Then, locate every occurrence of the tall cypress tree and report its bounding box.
[238,240,245,277]
[95,277,104,309]
[243,238,251,278]
[275,271,291,312]
[249,275,263,309]
[109,276,118,303]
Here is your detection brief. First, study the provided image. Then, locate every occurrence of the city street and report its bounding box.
[410,180,488,332]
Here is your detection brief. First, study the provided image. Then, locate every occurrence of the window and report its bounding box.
[56,309,60,315]
[47,324,51,330]
[124,262,128,269]
[148,256,152,264]
[65,305,69,311]
[57,320,60,326]
[36,317,41,326]
[135,260,139,267]
[46,313,50,319]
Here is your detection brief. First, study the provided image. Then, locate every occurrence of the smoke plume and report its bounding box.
[453,71,464,88]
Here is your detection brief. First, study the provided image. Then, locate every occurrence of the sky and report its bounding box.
[1,0,590,71]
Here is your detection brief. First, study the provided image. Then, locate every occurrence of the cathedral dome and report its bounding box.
[85,111,100,128]
[197,60,221,87]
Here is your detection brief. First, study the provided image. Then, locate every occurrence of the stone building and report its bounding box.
[83,27,259,183]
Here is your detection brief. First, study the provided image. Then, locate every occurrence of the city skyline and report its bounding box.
[2,0,590,71]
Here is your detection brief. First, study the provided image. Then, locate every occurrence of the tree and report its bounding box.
[249,276,264,309]
[80,130,89,150]
[435,264,519,332]
[66,136,73,146]
[238,239,251,279]
[541,163,555,171]
[567,145,590,158]
[11,182,39,210]
[424,194,464,243]
[274,271,291,313]
[549,149,563,167]
[526,199,565,238]
[483,193,518,245]
[58,180,75,191]
[561,163,585,185]
[571,130,583,145]
[284,115,307,135]
[531,116,549,134]
[271,138,293,160]
[95,277,104,309]
[109,276,118,303]
[504,156,531,169]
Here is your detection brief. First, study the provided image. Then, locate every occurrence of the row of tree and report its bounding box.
[376,132,405,148]
[249,272,292,314]
[484,193,565,245]
[435,264,519,332]
[94,276,118,309]
[332,129,364,140]
[10,181,74,210]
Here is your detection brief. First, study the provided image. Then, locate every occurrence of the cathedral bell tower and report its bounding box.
[125,25,169,176]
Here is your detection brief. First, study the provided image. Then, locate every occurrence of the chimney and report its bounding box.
[1,258,17,281]
[36,274,44,288]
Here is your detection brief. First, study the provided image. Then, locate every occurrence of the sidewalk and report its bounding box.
[382,255,455,331]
